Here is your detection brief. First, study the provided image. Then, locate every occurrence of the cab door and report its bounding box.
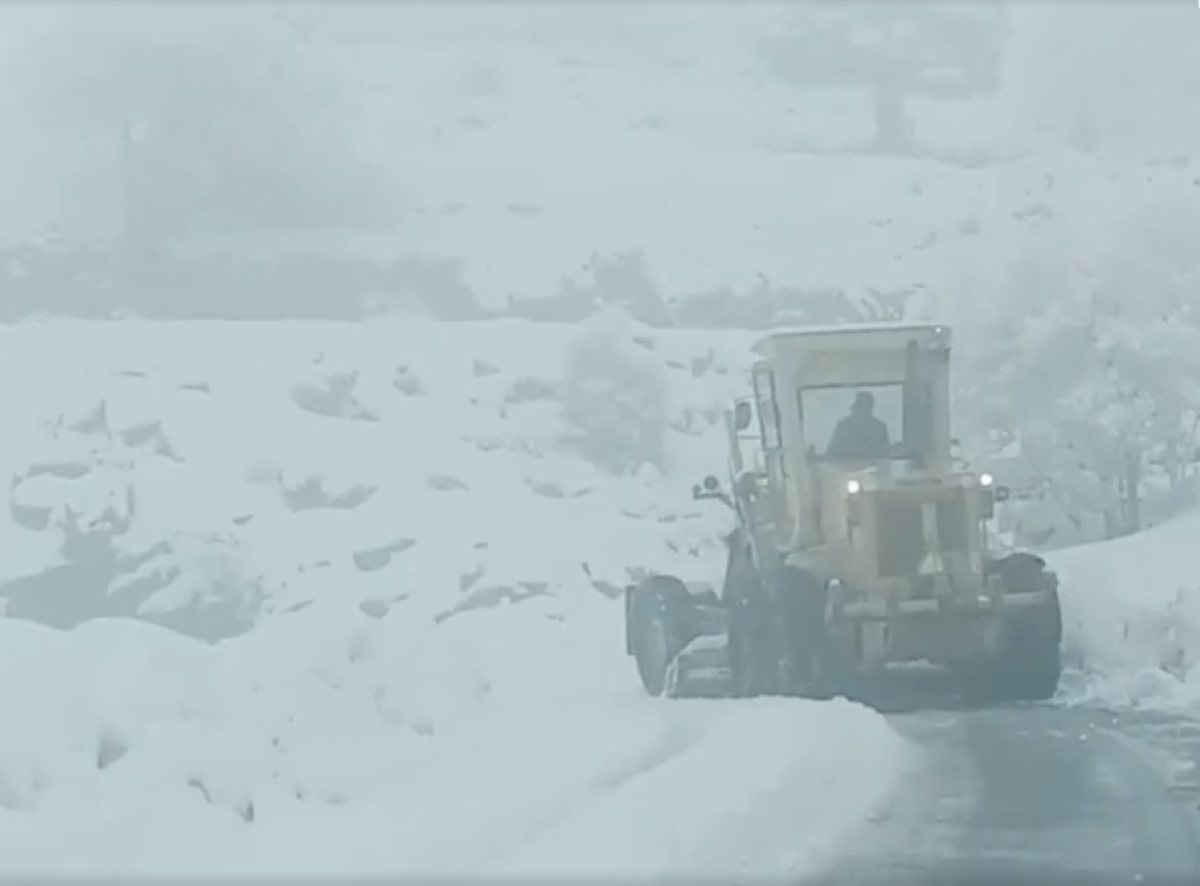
[750,365,792,547]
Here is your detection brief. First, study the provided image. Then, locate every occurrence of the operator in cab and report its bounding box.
[826,390,890,461]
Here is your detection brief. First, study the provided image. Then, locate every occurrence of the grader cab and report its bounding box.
[625,322,1062,704]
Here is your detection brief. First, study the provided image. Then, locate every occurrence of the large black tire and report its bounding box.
[963,554,1063,704]
[998,553,1063,702]
[628,576,696,697]
[998,585,1063,702]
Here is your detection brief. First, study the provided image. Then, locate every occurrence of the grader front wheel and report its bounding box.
[628,576,694,697]
[957,593,1063,705]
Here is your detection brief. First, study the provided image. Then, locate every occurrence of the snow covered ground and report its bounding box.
[1051,512,1200,714]
[0,317,908,876]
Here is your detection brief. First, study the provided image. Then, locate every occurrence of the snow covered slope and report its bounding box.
[397,147,1196,313]
[299,8,1200,310]
[0,315,758,631]
[0,316,908,875]
[1051,511,1200,711]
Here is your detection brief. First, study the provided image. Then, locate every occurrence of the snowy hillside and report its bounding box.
[0,316,761,633]
[0,316,908,875]
[394,148,1199,314]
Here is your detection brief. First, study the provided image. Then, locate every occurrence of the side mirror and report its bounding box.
[733,400,753,432]
[703,475,720,492]
[693,475,722,500]
[994,485,1011,503]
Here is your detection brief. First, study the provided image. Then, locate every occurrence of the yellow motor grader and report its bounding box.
[624,322,1062,703]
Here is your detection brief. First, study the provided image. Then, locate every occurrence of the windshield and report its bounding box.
[799,383,904,461]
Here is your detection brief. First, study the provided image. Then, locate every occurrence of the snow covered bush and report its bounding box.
[960,200,1200,547]
[559,310,669,475]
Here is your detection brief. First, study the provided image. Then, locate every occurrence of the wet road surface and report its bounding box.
[805,701,1200,885]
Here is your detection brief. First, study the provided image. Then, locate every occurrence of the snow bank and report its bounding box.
[0,613,906,876]
[489,698,904,879]
[0,317,907,875]
[1051,511,1200,711]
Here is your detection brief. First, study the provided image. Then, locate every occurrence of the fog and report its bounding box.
[3,3,1196,250]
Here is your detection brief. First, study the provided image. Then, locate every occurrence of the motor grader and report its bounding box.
[624,322,1062,703]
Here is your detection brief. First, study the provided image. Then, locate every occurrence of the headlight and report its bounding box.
[846,479,861,495]
[979,472,994,488]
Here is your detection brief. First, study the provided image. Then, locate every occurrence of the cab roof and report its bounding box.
[752,321,951,359]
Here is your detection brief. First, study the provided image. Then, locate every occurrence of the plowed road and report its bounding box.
[808,704,1200,884]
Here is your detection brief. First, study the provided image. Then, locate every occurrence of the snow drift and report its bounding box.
[1051,511,1200,712]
